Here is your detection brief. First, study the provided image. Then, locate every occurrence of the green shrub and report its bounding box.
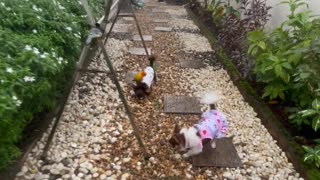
[248,0,320,167]
[0,0,103,170]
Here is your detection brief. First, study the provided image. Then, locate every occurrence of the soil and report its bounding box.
[187,0,320,147]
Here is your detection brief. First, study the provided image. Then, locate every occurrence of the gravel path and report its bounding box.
[16,1,303,180]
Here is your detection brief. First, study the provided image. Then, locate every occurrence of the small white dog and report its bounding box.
[168,92,228,158]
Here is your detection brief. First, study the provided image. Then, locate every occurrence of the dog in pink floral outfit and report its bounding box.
[169,92,228,158]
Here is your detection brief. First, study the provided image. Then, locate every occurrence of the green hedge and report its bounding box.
[0,0,103,170]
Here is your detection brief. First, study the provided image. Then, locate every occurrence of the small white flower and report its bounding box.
[40,54,46,58]
[16,99,22,106]
[6,7,11,11]
[0,79,4,83]
[38,8,43,12]
[12,95,18,100]
[1,2,5,6]
[6,67,13,73]
[25,45,32,51]
[58,5,65,10]
[66,27,72,31]
[74,33,81,39]
[36,16,41,19]
[33,47,40,54]
[32,5,38,11]
[32,29,37,33]
[52,52,56,57]
[23,76,36,82]
[57,57,63,64]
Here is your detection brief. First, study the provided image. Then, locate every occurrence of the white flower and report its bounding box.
[52,52,56,57]
[1,2,5,6]
[57,57,63,64]
[23,76,36,82]
[40,54,46,58]
[66,27,72,31]
[33,47,40,54]
[0,79,4,83]
[12,95,22,106]
[36,16,41,19]
[6,67,13,73]
[6,7,11,11]
[32,29,37,33]
[32,5,38,11]
[38,8,43,12]
[74,33,81,39]
[58,4,65,10]
[25,45,32,51]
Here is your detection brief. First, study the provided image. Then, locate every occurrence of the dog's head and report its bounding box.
[133,82,150,100]
[168,124,186,149]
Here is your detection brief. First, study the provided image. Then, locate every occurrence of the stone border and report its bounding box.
[186,6,320,180]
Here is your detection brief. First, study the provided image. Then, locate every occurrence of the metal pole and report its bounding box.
[97,39,150,159]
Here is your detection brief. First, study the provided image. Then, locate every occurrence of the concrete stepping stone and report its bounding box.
[152,8,166,13]
[163,96,201,114]
[132,35,153,41]
[129,48,151,56]
[106,24,130,33]
[155,27,172,32]
[179,59,206,69]
[192,137,243,168]
[153,19,168,23]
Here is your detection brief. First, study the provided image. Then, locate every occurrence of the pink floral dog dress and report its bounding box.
[195,110,228,141]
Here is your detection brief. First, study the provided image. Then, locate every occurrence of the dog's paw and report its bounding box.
[183,153,190,158]
[211,142,216,149]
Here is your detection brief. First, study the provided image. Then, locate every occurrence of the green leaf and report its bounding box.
[275,64,282,77]
[248,44,256,55]
[312,116,320,131]
[257,41,267,51]
[312,99,320,110]
[299,109,317,117]
[300,72,311,79]
[282,62,292,70]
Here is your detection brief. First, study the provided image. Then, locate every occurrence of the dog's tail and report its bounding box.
[200,92,223,109]
[148,54,156,68]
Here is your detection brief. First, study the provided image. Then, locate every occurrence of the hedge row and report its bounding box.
[0,0,103,170]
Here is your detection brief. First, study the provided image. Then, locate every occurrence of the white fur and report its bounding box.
[200,91,223,105]
[180,127,202,158]
[180,92,223,158]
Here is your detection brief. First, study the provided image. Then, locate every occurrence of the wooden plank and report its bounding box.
[153,19,168,23]
[192,137,243,168]
[163,96,201,114]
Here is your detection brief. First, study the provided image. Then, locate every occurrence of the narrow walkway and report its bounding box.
[16,1,302,179]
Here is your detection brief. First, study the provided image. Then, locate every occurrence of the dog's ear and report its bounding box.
[175,133,186,146]
[173,124,180,134]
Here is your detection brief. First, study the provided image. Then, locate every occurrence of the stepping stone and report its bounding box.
[153,19,168,23]
[119,12,134,17]
[122,17,134,21]
[132,35,153,41]
[192,137,243,168]
[163,96,201,114]
[129,48,152,56]
[179,60,206,69]
[155,27,172,32]
[152,8,166,13]
[106,24,130,33]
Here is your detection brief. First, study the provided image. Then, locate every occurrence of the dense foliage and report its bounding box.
[0,0,103,170]
[247,0,320,167]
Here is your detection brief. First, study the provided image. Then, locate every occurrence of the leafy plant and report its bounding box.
[0,0,103,170]
[303,143,320,168]
[248,0,320,167]
[218,0,271,78]
[207,0,240,26]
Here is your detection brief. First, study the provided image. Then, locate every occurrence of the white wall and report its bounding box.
[199,0,320,31]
